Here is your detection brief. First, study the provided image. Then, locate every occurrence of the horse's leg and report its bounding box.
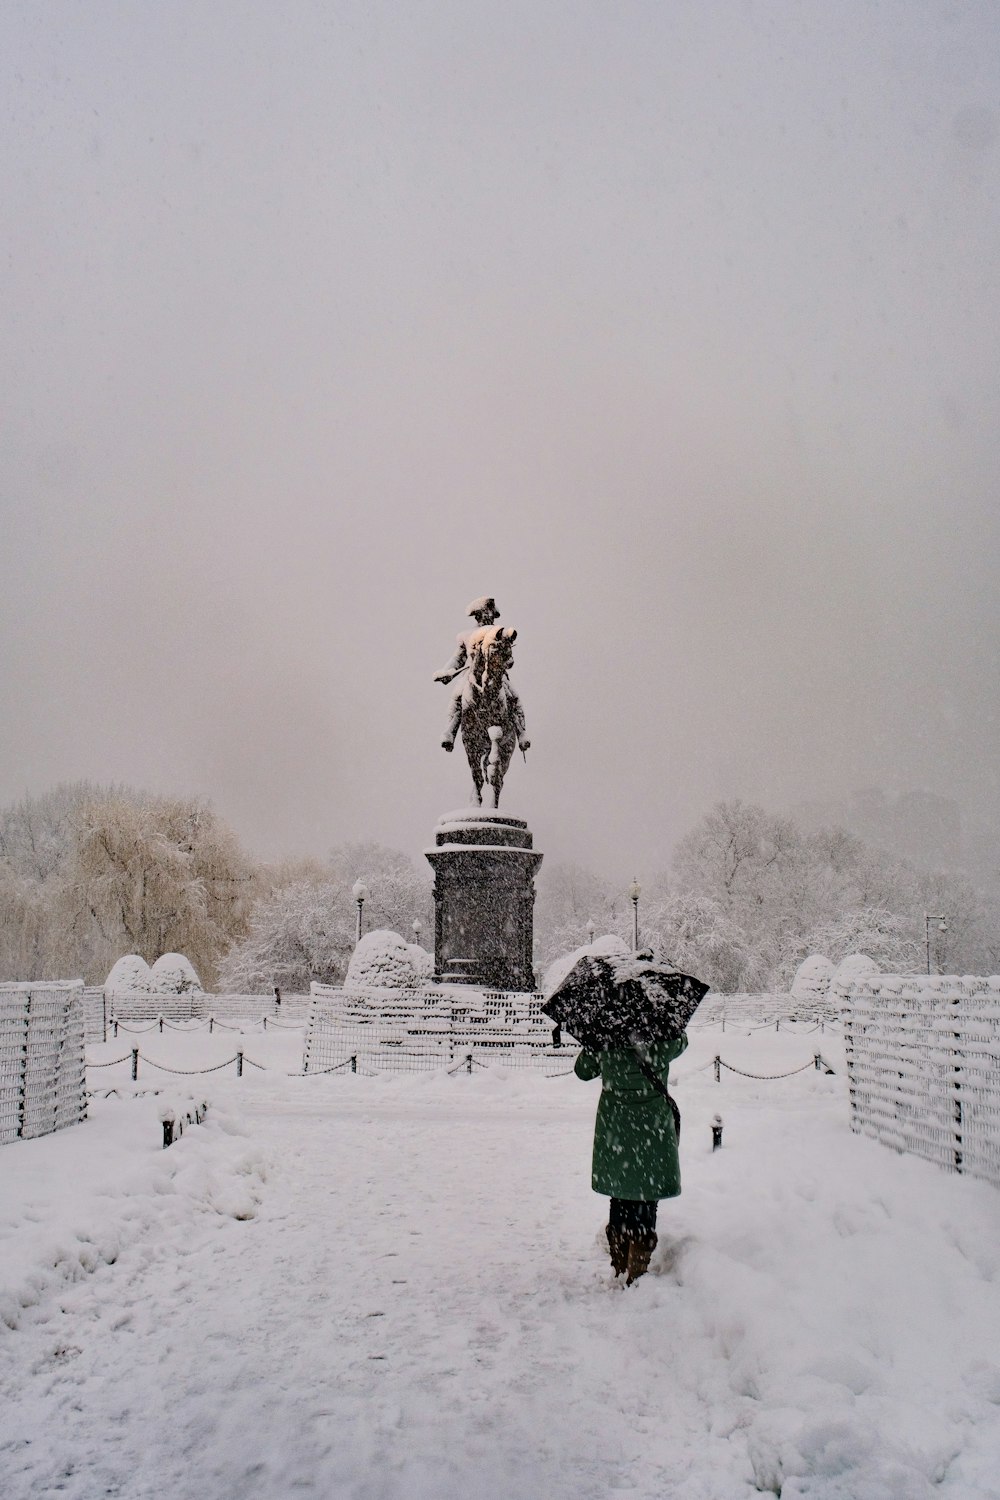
[462,724,484,805]
[492,730,516,806]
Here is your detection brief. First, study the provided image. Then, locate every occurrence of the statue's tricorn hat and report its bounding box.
[466,595,498,618]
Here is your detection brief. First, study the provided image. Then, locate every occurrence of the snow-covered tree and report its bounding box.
[217,880,353,993]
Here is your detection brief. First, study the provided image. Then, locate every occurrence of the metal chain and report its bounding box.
[719,1059,818,1080]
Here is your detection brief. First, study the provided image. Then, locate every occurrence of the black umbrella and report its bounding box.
[542,952,709,1052]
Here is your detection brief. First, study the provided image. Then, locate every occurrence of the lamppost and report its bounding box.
[585,917,596,946]
[352,880,369,946]
[412,917,423,947]
[629,878,641,952]
[925,913,948,975]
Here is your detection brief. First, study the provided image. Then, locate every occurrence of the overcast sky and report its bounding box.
[2,1,999,883]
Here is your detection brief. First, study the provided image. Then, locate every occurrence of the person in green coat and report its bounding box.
[574,1033,688,1284]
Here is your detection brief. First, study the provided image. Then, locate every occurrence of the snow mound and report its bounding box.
[345,929,434,990]
[542,934,629,998]
[832,952,880,987]
[105,955,152,994]
[791,954,835,1002]
[149,953,203,994]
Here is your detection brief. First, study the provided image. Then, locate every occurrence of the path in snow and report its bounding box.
[4,1039,1000,1498]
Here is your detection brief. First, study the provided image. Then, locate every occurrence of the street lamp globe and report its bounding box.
[412,917,423,945]
[585,917,596,945]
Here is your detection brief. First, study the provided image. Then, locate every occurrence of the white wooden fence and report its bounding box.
[0,982,87,1144]
[842,976,1000,1186]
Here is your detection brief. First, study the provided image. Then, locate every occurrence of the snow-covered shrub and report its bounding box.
[345,929,433,990]
[105,954,152,995]
[832,952,880,988]
[790,954,835,1003]
[149,953,203,994]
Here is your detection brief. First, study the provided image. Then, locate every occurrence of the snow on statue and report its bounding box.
[433,595,530,807]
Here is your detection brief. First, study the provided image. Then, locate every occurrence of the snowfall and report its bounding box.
[3,1021,1000,1500]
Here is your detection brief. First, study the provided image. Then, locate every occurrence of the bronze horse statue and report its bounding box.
[458,626,527,807]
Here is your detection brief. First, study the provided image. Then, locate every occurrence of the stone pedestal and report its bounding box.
[425,809,543,992]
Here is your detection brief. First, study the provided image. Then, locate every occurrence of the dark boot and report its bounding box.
[606,1225,629,1277]
[625,1230,657,1285]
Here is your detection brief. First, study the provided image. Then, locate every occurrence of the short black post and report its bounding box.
[162,1118,174,1148]
[350,1054,357,1073]
[467,1052,473,1075]
[274,986,281,1007]
[711,1114,723,1151]
[113,1018,119,1037]
[713,1055,721,1083]
[814,1052,821,1071]
[131,1048,139,1081]
[262,1015,267,1031]
[721,1017,725,1032]
[209,1016,214,1033]
[775,1019,780,1032]
[159,1015,164,1032]
[236,1050,243,1077]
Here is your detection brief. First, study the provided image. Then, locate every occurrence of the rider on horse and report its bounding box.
[434,596,530,755]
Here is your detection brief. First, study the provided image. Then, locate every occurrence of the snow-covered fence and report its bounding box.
[107,992,311,1026]
[842,976,1000,1186]
[304,983,573,1075]
[692,993,841,1028]
[0,982,87,1144]
[82,986,107,1044]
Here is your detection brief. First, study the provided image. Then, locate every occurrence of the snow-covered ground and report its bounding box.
[3,1024,1000,1499]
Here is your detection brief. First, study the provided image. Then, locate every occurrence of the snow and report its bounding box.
[3,1022,1000,1498]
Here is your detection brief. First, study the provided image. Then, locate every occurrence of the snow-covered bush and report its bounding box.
[345,929,434,990]
[149,953,203,994]
[832,952,880,988]
[790,954,835,1003]
[105,954,152,995]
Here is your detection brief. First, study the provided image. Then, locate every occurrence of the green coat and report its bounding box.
[574,1035,688,1201]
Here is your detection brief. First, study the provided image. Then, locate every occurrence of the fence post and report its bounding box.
[711,1115,723,1150]
[159,1015,164,1032]
[16,990,31,1139]
[814,1052,821,1071]
[236,1050,243,1078]
[113,1018,119,1037]
[713,1055,721,1083]
[274,986,281,1008]
[262,1015,267,1031]
[467,1052,473,1075]
[952,992,964,1174]
[131,1048,139,1081]
[775,1019,780,1032]
[842,996,858,1134]
[209,1016,214,1033]
[350,1054,357,1073]
[162,1117,174,1148]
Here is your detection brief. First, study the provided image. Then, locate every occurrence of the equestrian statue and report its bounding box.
[433,595,530,807]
